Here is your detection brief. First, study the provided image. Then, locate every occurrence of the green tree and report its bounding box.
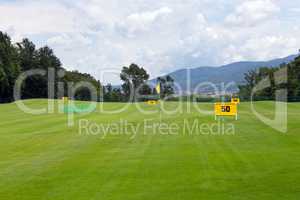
[0,32,20,102]
[16,38,40,99]
[157,75,175,99]
[287,56,300,101]
[111,88,122,102]
[239,55,300,102]
[120,63,149,102]
[103,84,113,102]
[64,70,102,102]
[17,39,37,71]
[0,31,103,103]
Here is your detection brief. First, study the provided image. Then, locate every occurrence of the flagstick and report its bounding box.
[156,82,162,124]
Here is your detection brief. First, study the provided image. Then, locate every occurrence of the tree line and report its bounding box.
[103,63,175,102]
[238,55,300,102]
[0,31,102,103]
[0,31,175,103]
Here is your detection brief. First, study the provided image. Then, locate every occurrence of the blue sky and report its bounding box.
[0,0,300,84]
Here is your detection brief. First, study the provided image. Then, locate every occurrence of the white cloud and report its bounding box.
[0,1,75,38]
[127,7,172,24]
[47,34,92,47]
[196,13,207,24]
[125,7,173,35]
[0,0,299,84]
[242,36,300,59]
[225,0,280,26]
[290,8,300,13]
[221,35,300,64]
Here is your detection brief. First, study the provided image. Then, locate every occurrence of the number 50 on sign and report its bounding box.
[214,103,238,120]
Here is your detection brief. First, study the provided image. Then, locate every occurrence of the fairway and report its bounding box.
[0,100,300,199]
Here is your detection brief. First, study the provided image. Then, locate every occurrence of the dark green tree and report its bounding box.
[16,38,40,99]
[111,88,122,102]
[0,32,20,102]
[0,31,103,103]
[103,84,113,102]
[157,75,175,99]
[120,63,149,102]
[239,55,300,102]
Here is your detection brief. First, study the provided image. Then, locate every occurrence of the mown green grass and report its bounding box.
[0,100,300,200]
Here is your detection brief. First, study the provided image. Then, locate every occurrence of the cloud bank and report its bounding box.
[0,0,299,84]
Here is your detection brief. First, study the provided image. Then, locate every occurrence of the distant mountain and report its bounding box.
[151,54,298,94]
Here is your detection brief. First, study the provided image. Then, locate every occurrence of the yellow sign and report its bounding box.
[62,97,69,102]
[214,103,238,120]
[147,100,159,105]
[231,98,240,104]
[156,84,161,94]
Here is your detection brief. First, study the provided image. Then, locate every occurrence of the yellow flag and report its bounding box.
[156,84,161,94]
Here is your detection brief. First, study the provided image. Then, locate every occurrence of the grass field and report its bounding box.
[0,100,300,200]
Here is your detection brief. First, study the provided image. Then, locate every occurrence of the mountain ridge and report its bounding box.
[151,54,298,94]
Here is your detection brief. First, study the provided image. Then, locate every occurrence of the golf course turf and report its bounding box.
[0,100,299,199]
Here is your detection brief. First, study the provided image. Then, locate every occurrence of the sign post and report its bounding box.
[231,97,240,104]
[147,100,159,105]
[214,103,238,120]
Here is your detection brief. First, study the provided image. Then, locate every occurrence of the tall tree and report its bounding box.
[16,38,40,99]
[0,32,20,102]
[157,75,175,99]
[104,84,113,102]
[120,63,149,102]
[239,55,300,101]
[17,39,37,71]
[0,31,103,103]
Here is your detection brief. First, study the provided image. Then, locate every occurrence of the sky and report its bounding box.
[0,0,300,84]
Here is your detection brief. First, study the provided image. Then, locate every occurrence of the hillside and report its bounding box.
[152,54,298,94]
